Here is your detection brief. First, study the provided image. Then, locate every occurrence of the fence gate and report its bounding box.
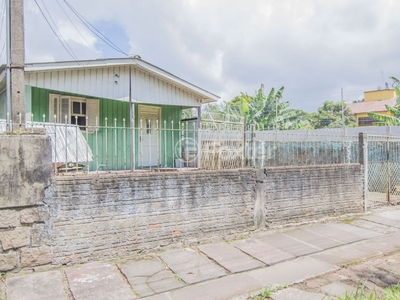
[367,134,400,209]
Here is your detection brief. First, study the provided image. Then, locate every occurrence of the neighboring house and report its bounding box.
[0,57,219,170]
[347,89,396,127]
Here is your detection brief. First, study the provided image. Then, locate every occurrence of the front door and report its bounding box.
[138,105,161,167]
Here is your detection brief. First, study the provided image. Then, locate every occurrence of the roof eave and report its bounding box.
[24,58,220,103]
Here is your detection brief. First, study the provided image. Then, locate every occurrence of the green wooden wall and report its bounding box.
[29,86,183,170]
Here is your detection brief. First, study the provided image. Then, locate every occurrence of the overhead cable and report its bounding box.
[63,0,128,57]
[34,0,80,62]
[55,0,101,58]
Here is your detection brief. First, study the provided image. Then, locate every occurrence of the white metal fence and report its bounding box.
[3,115,400,196]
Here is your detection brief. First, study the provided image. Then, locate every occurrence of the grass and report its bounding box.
[175,274,182,282]
[342,217,359,224]
[383,284,400,300]
[338,283,400,300]
[248,285,286,299]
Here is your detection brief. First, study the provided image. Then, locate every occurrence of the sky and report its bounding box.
[2,0,400,112]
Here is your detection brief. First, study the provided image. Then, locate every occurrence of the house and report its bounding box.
[0,57,219,171]
[347,89,396,127]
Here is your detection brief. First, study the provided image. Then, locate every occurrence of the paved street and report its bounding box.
[2,206,400,300]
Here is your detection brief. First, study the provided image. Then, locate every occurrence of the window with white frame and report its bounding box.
[49,94,99,133]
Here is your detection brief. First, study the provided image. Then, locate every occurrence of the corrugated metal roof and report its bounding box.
[23,57,219,103]
[347,99,397,114]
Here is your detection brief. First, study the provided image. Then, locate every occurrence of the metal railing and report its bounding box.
[0,114,374,174]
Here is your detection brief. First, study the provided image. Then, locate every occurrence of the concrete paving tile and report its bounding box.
[118,259,185,297]
[232,238,294,265]
[65,262,136,300]
[305,223,364,244]
[167,273,261,300]
[374,209,400,221]
[255,232,321,257]
[158,248,226,284]
[198,242,263,273]
[272,287,326,300]
[326,223,383,239]
[284,227,342,250]
[6,271,68,300]
[350,219,399,235]
[361,233,400,254]
[362,215,400,229]
[379,262,400,275]
[320,282,357,298]
[311,242,381,266]
[140,293,171,300]
[349,264,399,288]
[247,256,336,286]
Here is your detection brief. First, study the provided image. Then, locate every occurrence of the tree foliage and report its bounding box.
[310,100,356,129]
[226,84,309,130]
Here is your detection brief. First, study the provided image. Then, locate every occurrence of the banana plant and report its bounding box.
[227,84,309,130]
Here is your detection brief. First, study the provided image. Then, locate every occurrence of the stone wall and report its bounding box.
[0,135,52,272]
[0,136,365,272]
[0,135,51,207]
[257,165,364,225]
[44,170,255,265]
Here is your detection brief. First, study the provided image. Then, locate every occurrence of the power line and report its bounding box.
[0,0,6,35]
[34,0,80,62]
[63,0,128,57]
[39,0,79,60]
[55,0,101,58]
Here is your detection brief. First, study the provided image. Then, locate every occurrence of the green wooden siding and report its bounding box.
[29,86,183,170]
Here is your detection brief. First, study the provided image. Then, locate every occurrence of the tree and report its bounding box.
[310,100,356,129]
[367,86,400,126]
[227,84,309,130]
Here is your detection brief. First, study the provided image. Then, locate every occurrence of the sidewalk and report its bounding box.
[2,207,400,300]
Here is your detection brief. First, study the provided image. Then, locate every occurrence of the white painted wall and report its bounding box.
[25,66,203,107]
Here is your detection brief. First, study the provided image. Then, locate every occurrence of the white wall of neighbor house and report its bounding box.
[24,66,203,107]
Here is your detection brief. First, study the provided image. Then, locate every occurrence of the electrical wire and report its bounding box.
[62,0,128,57]
[38,0,79,61]
[0,0,6,35]
[55,0,101,58]
[33,0,80,62]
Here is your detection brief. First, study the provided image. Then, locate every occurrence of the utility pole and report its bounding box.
[341,88,345,130]
[6,0,25,130]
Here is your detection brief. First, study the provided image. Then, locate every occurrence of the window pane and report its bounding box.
[358,117,375,127]
[72,101,81,114]
[78,116,86,129]
[82,102,86,114]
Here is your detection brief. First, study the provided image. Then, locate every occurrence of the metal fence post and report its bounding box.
[251,124,256,167]
[386,136,390,204]
[359,132,368,211]
[242,118,246,168]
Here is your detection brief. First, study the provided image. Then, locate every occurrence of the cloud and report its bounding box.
[21,0,400,112]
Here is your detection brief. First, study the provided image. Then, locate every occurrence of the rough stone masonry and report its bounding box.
[0,135,364,272]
